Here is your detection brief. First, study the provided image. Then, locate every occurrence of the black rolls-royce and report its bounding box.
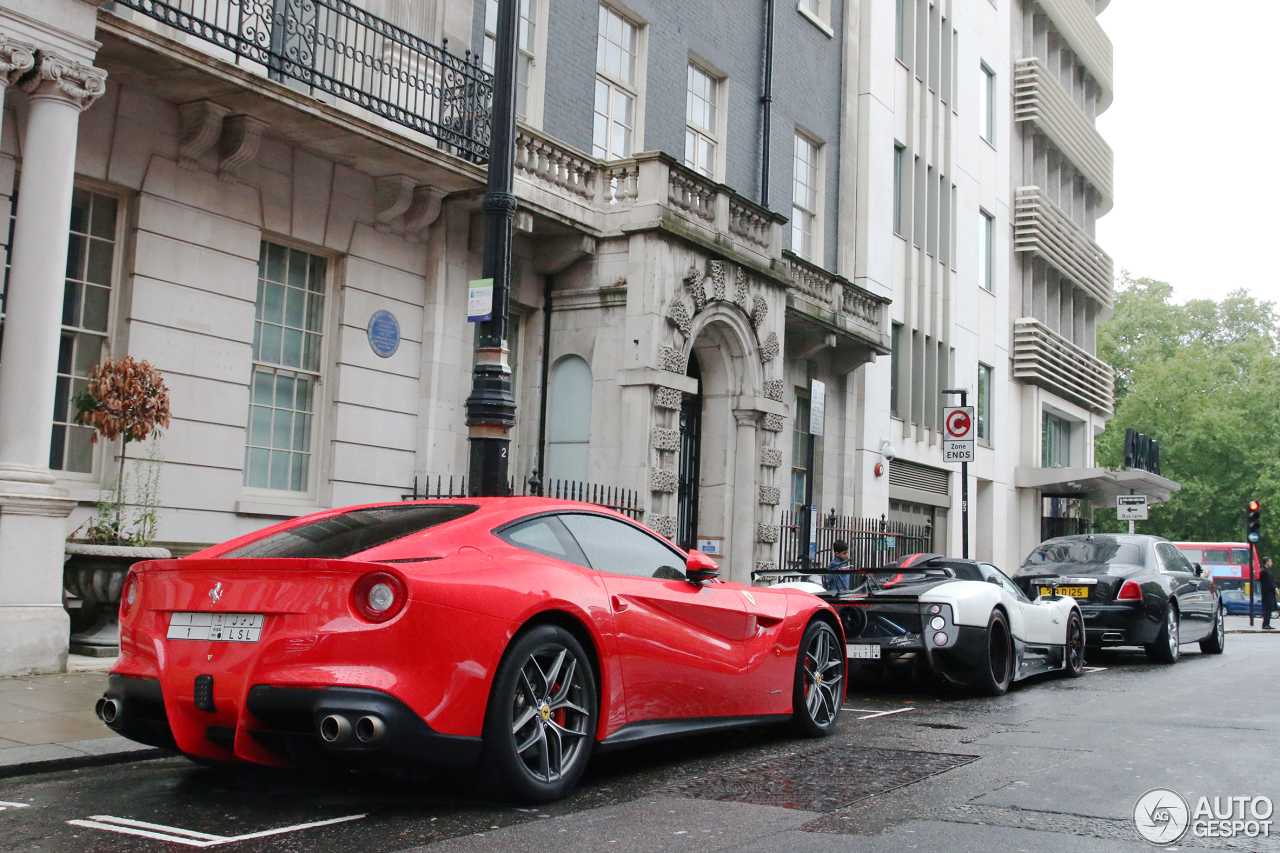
[1013,534,1224,663]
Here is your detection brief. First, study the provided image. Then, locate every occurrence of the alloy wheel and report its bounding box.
[1167,607,1179,657]
[1067,614,1084,673]
[802,625,844,728]
[510,643,592,783]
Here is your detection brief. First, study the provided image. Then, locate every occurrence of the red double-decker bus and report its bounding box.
[1174,541,1261,592]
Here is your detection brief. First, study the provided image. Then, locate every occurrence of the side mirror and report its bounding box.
[1194,563,1203,577]
[686,550,721,583]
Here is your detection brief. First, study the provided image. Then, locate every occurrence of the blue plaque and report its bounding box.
[367,310,400,358]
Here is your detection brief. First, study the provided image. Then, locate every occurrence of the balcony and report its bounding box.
[1014,186,1114,312]
[1035,0,1113,111]
[783,251,890,359]
[1013,317,1114,415]
[109,0,492,162]
[1013,57,1113,213]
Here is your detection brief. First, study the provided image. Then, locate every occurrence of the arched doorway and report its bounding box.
[676,352,702,550]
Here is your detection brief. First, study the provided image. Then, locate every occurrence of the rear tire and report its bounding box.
[1199,605,1225,654]
[477,624,597,803]
[1145,603,1180,664]
[971,609,1015,696]
[791,620,844,737]
[1063,610,1085,677]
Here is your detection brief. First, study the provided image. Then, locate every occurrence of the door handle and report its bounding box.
[611,595,628,613]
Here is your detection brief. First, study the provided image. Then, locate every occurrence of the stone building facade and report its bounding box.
[0,0,1154,676]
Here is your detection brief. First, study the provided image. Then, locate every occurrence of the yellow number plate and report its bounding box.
[1041,586,1088,599]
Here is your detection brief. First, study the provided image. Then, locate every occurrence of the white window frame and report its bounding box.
[978,207,994,292]
[482,0,547,127]
[797,0,834,37]
[791,129,824,263]
[593,2,647,161]
[242,238,334,502]
[4,179,130,483]
[684,59,726,180]
[980,62,996,145]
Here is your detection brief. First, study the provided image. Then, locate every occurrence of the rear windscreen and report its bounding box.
[222,504,478,559]
[1021,539,1143,568]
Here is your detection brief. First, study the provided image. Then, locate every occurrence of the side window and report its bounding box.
[1157,543,1193,574]
[499,515,589,567]
[559,513,687,580]
[980,563,1027,602]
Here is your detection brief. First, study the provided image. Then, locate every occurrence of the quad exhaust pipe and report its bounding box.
[96,697,120,724]
[319,714,385,745]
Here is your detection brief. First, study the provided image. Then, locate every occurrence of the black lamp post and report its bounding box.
[466,0,519,496]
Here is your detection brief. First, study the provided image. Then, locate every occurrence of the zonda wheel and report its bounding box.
[1064,610,1085,677]
[792,620,843,737]
[1145,602,1180,664]
[971,609,1014,696]
[1199,605,1225,655]
[479,624,596,803]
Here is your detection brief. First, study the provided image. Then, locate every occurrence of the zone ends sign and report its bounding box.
[943,406,974,463]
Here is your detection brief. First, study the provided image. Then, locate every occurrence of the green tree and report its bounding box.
[1095,276,1280,545]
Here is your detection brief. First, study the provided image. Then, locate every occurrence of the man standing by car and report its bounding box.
[824,540,851,592]
[1260,557,1276,630]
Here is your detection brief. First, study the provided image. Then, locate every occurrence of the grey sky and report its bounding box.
[1095,1,1280,306]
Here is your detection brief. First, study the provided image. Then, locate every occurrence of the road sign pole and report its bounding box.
[943,389,969,559]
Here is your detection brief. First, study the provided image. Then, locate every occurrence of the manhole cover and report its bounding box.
[660,745,977,812]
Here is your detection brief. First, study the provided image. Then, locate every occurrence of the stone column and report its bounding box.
[0,52,107,676]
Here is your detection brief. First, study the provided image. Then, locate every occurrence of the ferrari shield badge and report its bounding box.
[742,591,756,606]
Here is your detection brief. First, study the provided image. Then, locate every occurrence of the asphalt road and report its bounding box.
[1,635,1277,852]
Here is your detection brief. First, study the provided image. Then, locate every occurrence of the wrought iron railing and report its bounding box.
[403,475,642,521]
[771,510,933,578]
[111,0,493,162]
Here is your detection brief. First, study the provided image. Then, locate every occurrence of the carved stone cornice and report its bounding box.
[20,52,107,110]
[0,35,36,87]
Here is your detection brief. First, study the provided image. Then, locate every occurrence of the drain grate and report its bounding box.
[660,745,977,813]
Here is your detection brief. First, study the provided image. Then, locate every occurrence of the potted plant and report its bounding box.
[63,357,172,656]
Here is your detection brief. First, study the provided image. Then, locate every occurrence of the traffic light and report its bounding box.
[1247,500,1262,543]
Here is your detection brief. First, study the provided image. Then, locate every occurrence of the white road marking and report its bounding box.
[0,801,31,810]
[1084,666,1108,673]
[842,706,916,719]
[66,813,365,846]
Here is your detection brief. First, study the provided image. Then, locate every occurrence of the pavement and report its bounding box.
[0,618,1274,778]
[0,654,164,777]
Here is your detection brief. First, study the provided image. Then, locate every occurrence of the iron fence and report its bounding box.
[112,0,493,162]
[403,475,642,521]
[775,510,933,575]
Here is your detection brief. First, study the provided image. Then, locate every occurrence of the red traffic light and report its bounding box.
[1249,500,1261,512]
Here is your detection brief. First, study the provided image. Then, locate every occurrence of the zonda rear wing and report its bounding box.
[750,565,956,583]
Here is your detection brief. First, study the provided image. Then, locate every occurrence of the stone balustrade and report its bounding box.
[783,251,888,344]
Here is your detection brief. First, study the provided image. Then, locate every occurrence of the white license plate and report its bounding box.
[168,612,264,642]
[847,643,881,660]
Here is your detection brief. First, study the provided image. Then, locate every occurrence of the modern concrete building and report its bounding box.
[0,0,1166,675]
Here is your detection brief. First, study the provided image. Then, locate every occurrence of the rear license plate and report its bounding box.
[847,644,881,660]
[168,612,264,642]
[1042,586,1089,599]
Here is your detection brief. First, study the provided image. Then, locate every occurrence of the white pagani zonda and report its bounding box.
[775,553,1086,695]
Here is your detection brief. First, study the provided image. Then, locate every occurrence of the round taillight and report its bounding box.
[929,604,941,615]
[352,572,407,623]
[930,616,945,631]
[120,572,139,617]
[933,632,948,646]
